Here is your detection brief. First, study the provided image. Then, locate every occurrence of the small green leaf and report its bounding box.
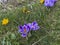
[11,33,16,39]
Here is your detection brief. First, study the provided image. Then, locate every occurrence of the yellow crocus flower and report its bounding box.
[40,0,44,4]
[2,18,9,25]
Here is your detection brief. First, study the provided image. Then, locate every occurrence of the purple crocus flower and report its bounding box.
[27,23,32,29]
[44,0,57,7]
[18,24,30,37]
[18,21,40,37]
[31,21,40,30]
[27,21,40,30]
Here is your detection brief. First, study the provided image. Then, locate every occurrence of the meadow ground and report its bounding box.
[0,0,60,45]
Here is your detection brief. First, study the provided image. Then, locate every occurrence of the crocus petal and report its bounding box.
[32,26,40,30]
[32,21,38,26]
[49,3,54,7]
[21,33,27,37]
[23,24,30,33]
[27,23,32,30]
[18,26,23,33]
[35,26,40,30]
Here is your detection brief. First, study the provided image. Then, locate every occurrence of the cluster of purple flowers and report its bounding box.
[18,21,40,37]
[44,0,57,7]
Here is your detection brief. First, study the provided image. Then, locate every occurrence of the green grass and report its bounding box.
[0,0,60,45]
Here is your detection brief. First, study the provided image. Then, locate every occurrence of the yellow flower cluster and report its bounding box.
[22,6,30,14]
[40,0,44,4]
[2,18,9,25]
